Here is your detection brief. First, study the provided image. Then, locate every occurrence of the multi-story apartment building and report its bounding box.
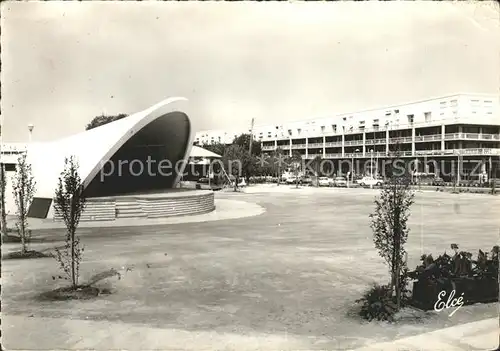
[194,129,243,145]
[196,93,500,181]
[0,142,28,171]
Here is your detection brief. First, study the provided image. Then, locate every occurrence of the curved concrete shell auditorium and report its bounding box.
[26,97,215,221]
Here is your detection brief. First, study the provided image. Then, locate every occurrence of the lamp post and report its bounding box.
[28,124,34,143]
[370,149,374,178]
[454,150,461,188]
[370,149,374,189]
[0,114,6,238]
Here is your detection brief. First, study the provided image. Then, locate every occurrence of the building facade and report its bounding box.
[196,93,500,181]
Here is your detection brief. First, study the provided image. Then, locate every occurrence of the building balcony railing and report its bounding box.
[324,141,342,147]
[388,136,413,144]
[324,153,343,158]
[263,132,500,152]
[304,154,323,160]
[414,149,450,156]
[444,133,500,141]
[365,138,387,145]
[450,148,500,156]
[258,116,500,142]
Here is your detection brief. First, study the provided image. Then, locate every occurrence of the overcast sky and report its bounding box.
[1,1,499,142]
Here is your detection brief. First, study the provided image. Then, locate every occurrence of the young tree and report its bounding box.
[312,155,323,187]
[494,241,500,350]
[11,154,36,254]
[369,176,415,310]
[53,156,87,289]
[201,141,226,158]
[274,147,283,186]
[0,162,7,239]
[233,133,262,156]
[85,113,128,131]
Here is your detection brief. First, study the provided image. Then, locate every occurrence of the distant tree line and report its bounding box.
[85,114,129,131]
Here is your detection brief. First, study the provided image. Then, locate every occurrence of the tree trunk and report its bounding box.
[20,193,26,255]
[277,163,280,186]
[395,261,401,310]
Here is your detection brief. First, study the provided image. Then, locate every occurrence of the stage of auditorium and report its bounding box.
[53,189,215,222]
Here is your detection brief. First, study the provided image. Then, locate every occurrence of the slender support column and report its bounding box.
[411,127,416,156]
[305,138,308,159]
[362,132,366,156]
[322,136,326,158]
[386,129,389,155]
[341,134,345,157]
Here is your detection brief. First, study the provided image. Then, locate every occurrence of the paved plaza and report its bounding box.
[2,186,499,350]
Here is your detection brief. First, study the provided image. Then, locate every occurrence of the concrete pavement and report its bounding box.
[352,317,499,351]
[5,198,265,230]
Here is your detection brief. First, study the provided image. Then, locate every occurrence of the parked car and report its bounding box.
[301,176,313,185]
[467,180,481,187]
[286,176,297,184]
[358,176,384,187]
[334,176,348,187]
[196,177,222,191]
[432,177,445,186]
[318,177,333,187]
[232,178,247,188]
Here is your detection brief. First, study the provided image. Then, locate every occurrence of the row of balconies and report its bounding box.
[288,148,500,160]
[263,133,500,151]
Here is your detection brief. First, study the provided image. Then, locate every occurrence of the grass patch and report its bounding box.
[1,233,46,244]
[1,234,23,244]
[37,269,122,301]
[3,250,53,260]
[86,268,122,285]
